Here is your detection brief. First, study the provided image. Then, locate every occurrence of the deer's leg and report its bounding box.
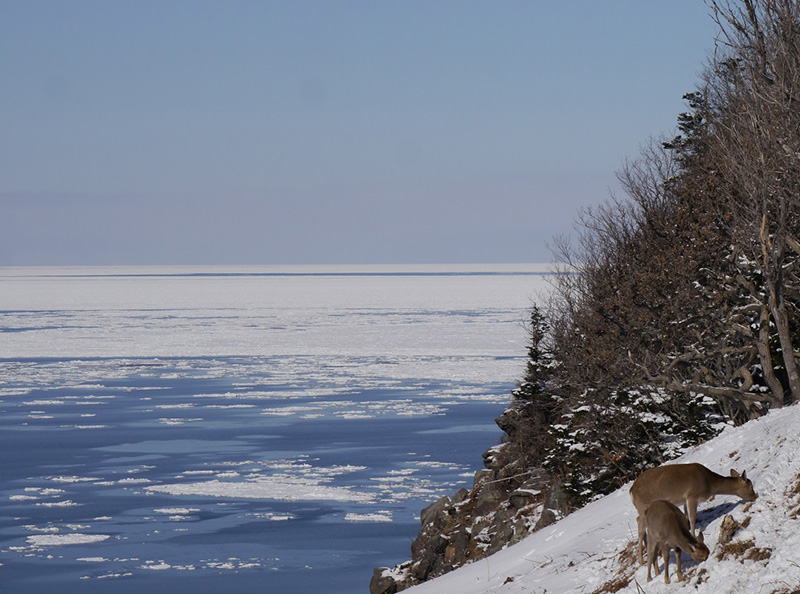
[676,547,684,581]
[637,514,646,565]
[646,537,657,581]
[662,546,671,584]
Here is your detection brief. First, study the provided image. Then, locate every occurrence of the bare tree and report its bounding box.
[704,0,800,406]
[548,129,770,419]
[505,0,800,509]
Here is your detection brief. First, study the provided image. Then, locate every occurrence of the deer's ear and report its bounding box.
[730,469,740,478]
[697,532,705,544]
[741,470,747,480]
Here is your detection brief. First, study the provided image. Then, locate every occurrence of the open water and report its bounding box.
[0,265,549,593]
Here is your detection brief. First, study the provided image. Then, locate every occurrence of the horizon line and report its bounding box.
[0,262,569,279]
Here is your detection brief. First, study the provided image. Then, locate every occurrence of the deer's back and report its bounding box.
[631,463,713,511]
[644,500,692,546]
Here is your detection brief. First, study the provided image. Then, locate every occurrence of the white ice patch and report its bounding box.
[26,534,110,546]
[345,511,393,522]
[158,418,203,425]
[249,512,296,521]
[153,507,201,515]
[148,459,372,503]
[36,500,81,507]
[146,476,373,503]
[260,399,447,420]
[156,403,196,409]
[0,265,544,364]
[139,561,195,571]
[48,475,101,483]
[22,525,60,533]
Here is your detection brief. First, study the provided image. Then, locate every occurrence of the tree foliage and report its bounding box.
[505,0,800,507]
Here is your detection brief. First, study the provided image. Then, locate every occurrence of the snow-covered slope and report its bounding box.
[406,405,800,594]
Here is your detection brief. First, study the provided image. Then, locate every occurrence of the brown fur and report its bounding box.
[630,463,757,564]
[645,500,709,583]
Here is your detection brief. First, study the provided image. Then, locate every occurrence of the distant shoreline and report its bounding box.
[0,263,561,279]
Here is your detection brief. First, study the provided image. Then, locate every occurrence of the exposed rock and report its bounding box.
[494,407,517,436]
[535,481,569,530]
[509,488,541,509]
[371,438,571,593]
[482,443,509,469]
[509,470,549,509]
[472,477,506,516]
[369,567,399,594]
[472,468,493,487]
[451,487,469,505]
[419,495,452,528]
[444,527,470,565]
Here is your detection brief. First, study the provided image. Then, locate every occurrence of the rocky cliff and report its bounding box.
[370,428,570,594]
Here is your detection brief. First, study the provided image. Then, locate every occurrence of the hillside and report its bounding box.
[402,404,800,593]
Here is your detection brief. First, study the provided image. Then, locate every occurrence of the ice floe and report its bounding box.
[147,476,374,503]
[345,511,393,523]
[26,534,110,546]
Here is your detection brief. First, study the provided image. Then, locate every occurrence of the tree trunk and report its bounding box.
[762,210,798,405]
[768,291,798,406]
[756,303,786,409]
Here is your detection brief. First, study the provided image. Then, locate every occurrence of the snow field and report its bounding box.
[406,405,800,594]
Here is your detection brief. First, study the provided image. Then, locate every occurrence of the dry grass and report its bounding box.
[787,473,800,518]
[591,575,632,594]
[695,567,709,585]
[718,514,742,546]
[788,473,800,499]
[716,538,772,563]
[716,513,771,564]
[588,541,638,594]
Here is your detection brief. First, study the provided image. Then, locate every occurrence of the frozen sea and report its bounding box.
[0,264,551,593]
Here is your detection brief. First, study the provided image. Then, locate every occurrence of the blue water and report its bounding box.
[0,355,512,593]
[0,267,543,592]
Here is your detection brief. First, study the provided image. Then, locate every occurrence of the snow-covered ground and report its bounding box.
[406,404,800,594]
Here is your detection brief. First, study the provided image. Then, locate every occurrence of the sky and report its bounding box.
[1,1,718,266]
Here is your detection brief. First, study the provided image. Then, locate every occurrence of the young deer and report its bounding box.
[645,500,709,583]
[630,462,757,564]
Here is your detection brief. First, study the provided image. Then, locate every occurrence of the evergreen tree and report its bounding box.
[513,304,554,402]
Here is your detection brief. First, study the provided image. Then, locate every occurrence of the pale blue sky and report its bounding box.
[1,1,717,266]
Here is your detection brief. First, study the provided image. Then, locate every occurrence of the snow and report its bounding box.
[406,405,800,593]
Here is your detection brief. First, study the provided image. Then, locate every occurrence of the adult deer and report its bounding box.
[645,499,709,583]
[630,462,757,564]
